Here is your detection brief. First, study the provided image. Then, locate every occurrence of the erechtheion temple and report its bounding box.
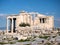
[6,11,54,34]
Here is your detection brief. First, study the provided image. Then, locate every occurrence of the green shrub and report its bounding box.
[34,36,36,38]
[52,36,56,38]
[32,39,35,41]
[39,36,49,39]
[18,39,30,42]
[0,42,8,44]
[19,23,30,27]
[46,43,51,45]
[26,44,30,45]
[26,23,30,26]
[9,42,15,44]
[58,43,60,45]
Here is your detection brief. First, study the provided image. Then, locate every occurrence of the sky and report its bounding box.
[0,0,60,28]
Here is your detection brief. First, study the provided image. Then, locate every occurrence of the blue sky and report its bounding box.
[0,0,60,28]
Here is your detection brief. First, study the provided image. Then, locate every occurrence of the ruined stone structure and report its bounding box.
[6,11,54,34]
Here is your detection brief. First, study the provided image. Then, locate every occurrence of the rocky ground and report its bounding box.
[0,34,60,45]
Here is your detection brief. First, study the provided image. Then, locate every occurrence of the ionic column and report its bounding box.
[11,18,13,33]
[7,18,8,33]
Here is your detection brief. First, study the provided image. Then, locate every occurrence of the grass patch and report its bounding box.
[18,39,30,42]
[0,42,15,44]
[32,39,35,41]
[46,43,51,45]
[52,36,56,38]
[26,44,30,45]
[0,42,8,44]
[39,36,50,39]
[34,36,36,38]
[58,43,60,45]
[9,42,15,44]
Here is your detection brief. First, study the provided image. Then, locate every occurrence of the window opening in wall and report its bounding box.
[40,18,46,23]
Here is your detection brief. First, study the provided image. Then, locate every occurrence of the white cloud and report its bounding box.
[55,19,60,22]
[45,12,56,15]
[45,13,49,15]
[51,12,55,15]
[0,13,17,17]
[0,14,7,17]
[29,12,39,14]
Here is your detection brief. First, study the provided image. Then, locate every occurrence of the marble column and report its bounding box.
[10,19,12,32]
[30,16,32,25]
[26,14,27,23]
[11,18,13,33]
[7,18,8,33]
[13,18,16,32]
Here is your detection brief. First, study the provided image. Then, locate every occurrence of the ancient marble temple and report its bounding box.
[6,11,54,34]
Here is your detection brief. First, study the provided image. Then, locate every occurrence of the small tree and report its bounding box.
[19,23,30,27]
